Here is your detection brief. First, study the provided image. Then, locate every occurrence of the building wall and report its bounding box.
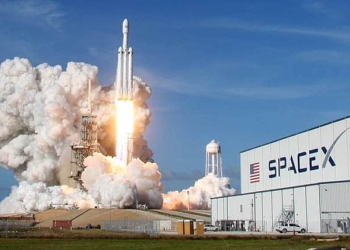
[241,117,350,194]
[271,189,282,230]
[305,185,321,232]
[212,197,226,223]
[262,191,273,231]
[211,183,340,233]
[213,182,350,233]
[320,182,350,213]
[230,194,254,221]
[211,198,219,224]
[294,187,307,230]
[212,116,350,233]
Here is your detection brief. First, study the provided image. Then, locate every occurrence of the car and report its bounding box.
[204,224,219,232]
[276,223,306,233]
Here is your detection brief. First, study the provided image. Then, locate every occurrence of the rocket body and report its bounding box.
[115,19,133,100]
[115,19,134,166]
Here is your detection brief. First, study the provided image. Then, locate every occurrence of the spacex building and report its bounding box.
[212,116,350,233]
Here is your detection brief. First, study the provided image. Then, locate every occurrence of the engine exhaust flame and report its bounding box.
[115,100,134,166]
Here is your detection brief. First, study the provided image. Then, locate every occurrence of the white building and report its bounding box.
[211,116,350,233]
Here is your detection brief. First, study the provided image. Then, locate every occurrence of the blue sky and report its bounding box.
[1,0,350,198]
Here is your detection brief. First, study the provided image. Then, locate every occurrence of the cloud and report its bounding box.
[0,0,65,29]
[301,0,346,19]
[137,66,346,100]
[87,47,116,60]
[136,66,223,99]
[87,47,101,58]
[200,18,350,42]
[161,169,203,181]
[224,83,342,100]
[224,166,240,180]
[296,50,350,64]
[0,187,12,199]
[318,110,350,123]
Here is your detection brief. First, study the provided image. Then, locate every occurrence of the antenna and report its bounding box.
[88,79,92,115]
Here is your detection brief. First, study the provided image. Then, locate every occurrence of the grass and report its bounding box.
[0,228,349,250]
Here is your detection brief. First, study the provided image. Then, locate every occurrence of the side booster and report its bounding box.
[115,19,133,100]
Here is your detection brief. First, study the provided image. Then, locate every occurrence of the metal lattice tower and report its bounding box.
[70,115,100,190]
[205,140,223,177]
[70,80,99,190]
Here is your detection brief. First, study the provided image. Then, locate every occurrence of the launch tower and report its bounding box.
[70,80,99,190]
[205,140,223,177]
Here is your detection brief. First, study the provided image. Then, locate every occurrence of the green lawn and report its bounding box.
[0,237,349,250]
[0,228,348,250]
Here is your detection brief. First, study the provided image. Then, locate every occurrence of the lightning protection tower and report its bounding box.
[205,140,223,177]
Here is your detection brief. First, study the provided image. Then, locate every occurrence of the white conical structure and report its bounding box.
[115,18,133,100]
[205,140,223,177]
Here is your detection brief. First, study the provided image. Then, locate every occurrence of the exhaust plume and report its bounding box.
[0,57,235,213]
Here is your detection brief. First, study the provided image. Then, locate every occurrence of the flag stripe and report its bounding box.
[250,162,260,183]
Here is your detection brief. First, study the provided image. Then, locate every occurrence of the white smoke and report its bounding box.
[0,57,235,213]
[81,153,163,208]
[0,181,95,213]
[162,173,236,210]
[0,57,158,212]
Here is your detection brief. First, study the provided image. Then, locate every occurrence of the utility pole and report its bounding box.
[187,190,190,211]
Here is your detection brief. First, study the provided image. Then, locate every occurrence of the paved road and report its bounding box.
[161,230,343,237]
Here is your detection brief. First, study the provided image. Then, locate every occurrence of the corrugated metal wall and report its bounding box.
[320,182,350,213]
[294,187,307,229]
[211,182,348,233]
[241,117,350,194]
[218,117,350,233]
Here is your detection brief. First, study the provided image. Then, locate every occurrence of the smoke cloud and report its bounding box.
[0,57,235,213]
[162,173,236,210]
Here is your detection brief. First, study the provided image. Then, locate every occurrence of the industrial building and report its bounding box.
[211,116,350,233]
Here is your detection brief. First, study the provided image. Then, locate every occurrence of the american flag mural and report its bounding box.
[250,162,260,183]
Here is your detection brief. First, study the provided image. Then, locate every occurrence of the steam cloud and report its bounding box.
[0,57,236,213]
[162,173,236,210]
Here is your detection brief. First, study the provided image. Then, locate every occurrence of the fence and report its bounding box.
[0,218,35,230]
[103,220,172,237]
[216,220,268,232]
[321,219,350,234]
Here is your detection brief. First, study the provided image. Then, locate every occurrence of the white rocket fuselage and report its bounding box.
[115,19,134,166]
[115,19,133,100]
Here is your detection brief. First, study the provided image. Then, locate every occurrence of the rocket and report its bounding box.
[115,19,133,100]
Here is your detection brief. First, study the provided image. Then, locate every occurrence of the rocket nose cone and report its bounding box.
[123,19,129,33]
